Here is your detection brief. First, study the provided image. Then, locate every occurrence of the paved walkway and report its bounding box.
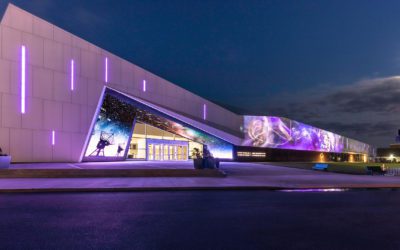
[1,161,400,191]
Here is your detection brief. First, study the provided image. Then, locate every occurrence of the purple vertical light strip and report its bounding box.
[52,130,55,146]
[21,45,26,114]
[203,104,207,120]
[143,80,146,92]
[105,57,108,83]
[70,59,74,90]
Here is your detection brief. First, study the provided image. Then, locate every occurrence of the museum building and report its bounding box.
[0,4,374,163]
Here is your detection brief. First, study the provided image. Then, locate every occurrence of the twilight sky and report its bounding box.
[1,0,400,147]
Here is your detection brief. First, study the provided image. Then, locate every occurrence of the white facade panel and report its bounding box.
[10,128,33,162]
[1,26,22,61]
[1,93,21,128]
[21,96,43,129]
[0,4,243,162]
[32,130,53,162]
[22,32,44,67]
[32,66,52,99]
[0,59,11,93]
[33,17,53,40]
[43,100,62,131]
[44,39,64,71]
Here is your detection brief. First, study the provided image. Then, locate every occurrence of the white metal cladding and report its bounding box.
[0,4,243,162]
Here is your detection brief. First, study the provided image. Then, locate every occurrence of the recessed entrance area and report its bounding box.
[147,139,188,161]
[128,122,202,161]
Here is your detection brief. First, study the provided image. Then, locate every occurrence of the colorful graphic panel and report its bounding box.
[84,91,136,158]
[131,106,233,159]
[84,88,233,159]
[242,116,371,154]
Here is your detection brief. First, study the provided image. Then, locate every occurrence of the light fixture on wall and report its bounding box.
[21,45,26,114]
[319,153,324,162]
[143,80,146,92]
[203,104,207,120]
[105,57,108,83]
[52,130,56,146]
[70,59,74,91]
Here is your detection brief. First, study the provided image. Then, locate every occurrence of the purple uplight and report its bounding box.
[105,57,108,83]
[70,59,74,91]
[280,188,347,192]
[52,130,55,146]
[143,80,146,92]
[21,45,26,114]
[203,104,207,120]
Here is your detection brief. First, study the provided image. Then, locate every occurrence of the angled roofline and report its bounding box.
[107,87,243,145]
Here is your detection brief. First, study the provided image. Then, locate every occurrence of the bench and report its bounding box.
[312,163,328,171]
[193,158,220,169]
[366,166,386,175]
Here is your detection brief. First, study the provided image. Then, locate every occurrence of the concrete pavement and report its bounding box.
[0,161,400,192]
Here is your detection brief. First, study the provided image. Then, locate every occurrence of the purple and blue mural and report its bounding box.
[242,116,371,155]
[84,88,233,160]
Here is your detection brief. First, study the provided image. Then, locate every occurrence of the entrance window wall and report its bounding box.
[146,140,189,161]
[128,122,196,160]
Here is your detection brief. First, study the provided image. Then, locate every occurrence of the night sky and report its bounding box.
[1,0,400,147]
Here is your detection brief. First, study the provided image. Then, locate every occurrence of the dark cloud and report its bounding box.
[318,78,400,113]
[312,121,398,138]
[265,76,400,147]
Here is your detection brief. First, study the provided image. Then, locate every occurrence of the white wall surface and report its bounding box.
[0,4,243,162]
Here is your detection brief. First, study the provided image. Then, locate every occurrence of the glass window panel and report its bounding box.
[163,144,169,160]
[163,131,175,140]
[154,144,161,160]
[148,144,154,160]
[146,124,164,139]
[128,138,147,159]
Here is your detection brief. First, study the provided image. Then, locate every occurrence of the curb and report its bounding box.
[0,169,227,178]
[1,185,400,193]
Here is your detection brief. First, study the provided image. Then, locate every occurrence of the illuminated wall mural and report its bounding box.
[242,116,371,155]
[84,91,137,159]
[84,88,233,160]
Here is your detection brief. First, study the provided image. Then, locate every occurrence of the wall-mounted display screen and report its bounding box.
[242,116,371,155]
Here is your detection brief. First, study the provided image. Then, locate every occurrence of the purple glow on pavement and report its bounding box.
[143,80,146,92]
[105,57,108,83]
[203,104,207,120]
[280,188,347,192]
[52,130,55,146]
[21,45,26,114]
[70,59,74,90]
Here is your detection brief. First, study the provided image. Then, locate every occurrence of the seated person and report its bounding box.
[192,148,202,159]
[202,146,215,169]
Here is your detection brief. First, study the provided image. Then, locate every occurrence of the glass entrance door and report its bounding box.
[169,145,176,160]
[147,140,188,161]
[163,145,169,160]
[148,144,154,160]
[154,144,161,160]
